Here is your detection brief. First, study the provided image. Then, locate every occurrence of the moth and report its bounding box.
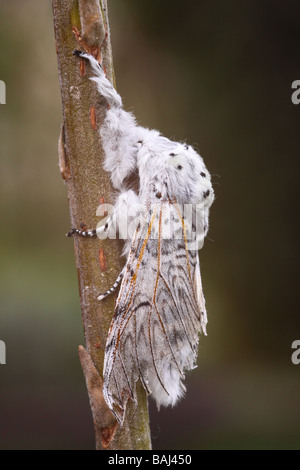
[68,51,214,424]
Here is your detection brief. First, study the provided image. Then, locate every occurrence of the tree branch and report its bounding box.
[52,0,151,450]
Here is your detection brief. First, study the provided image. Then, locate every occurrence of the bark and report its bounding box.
[52,0,151,450]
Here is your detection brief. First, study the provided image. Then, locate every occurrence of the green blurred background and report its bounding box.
[0,0,299,449]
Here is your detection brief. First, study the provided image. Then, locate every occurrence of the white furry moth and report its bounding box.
[69,50,214,425]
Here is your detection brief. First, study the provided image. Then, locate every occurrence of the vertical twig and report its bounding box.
[52,0,151,450]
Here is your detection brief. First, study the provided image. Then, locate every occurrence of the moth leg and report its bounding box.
[98,189,141,239]
[73,49,143,190]
[66,206,119,239]
[66,227,97,238]
[67,189,140,240]
[73,50,122,108]
[97,267,125,301]
[66,221,112,239]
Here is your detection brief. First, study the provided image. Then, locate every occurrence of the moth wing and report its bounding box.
[103,200,205,424]
[194,254,208,335]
